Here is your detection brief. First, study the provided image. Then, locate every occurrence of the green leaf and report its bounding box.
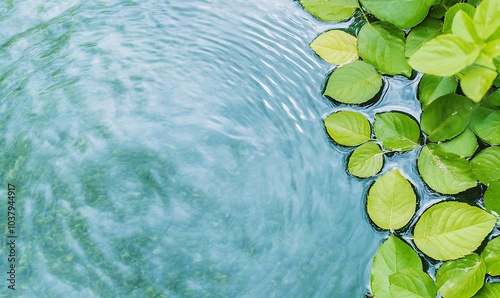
[418,74,458,108]
[436,253,486,298]
[299,0,358,22]
[470,108,500,145]
[482,39,500,58]
[310,30,358,66]
[409,34,481,76]
[414,202,497,260]
[371,235,423,298]
[389,268,437,298]
[486,88,500,107]
[452,10,481,43]
[474,0,500,40]
[367,168,416,230]
[359,0,434,29]
[484,181,500,214]
[323,61,382,104]
[420,94,474,142]
[418,144,477,194]
[481,237,500,276]
[470,146,500,184]
[405,18,443,58]
[474,283,500,298]
[443,3,476,34]
[324,110,371,146]
[357,22,412,77]
[469,0,483,7]
[374,112,420,151]
[438,128,478,158]
[460,66,498,102]
[347,142,384,178]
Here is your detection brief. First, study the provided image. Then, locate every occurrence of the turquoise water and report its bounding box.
[0,0,388,297]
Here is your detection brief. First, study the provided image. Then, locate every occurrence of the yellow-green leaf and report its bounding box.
[481,236,500,276]
[460,66,498,102]
[347,142,384,178]
[474,0,500,40]
[310,30,358,65]
[299,0,358,22]
[436,253,486,298]
[324,110,371,146]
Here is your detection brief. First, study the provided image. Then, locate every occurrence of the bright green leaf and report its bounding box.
[443,3,476,33]
[371,235,422,298]
[438,128,478,157]
[359,0,434,29]
[389,268,437,298]
[324,110,371,146]
[414,201,497,260]
[299,0,358,22]
[483,39,500,58]
[486,88,500,106]
[323,61,382,104]
[420,94,474,142]
[347,142,384,178]
[470,146,500,184]
[452,10,481,43]
[474,0,500,40]
[409,34,481,76]
[436,253,486,298]
[418,144,477,194]
[484,181,500,214]
[460,66,498,102]
[367,168,416,230]
[481,236,500,276]
[358,22,412,77]
[405,18,443,58]
[474,283,500,298]
[418,74,458,108]
[310,30,358,65]
[374,112,420,151]
[470,107,500,144]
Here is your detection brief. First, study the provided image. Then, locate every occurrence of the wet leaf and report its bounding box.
[299,0,358,22]
[389,268,437,298]
[310,30,358,65]
[470,107,500,145]
[324,110,371,146]
[436,253,486,298]
[347,142,384,178]
[405,18,443,58]
[438,128,478,158]
[374,112,420,151]
[359,0,434,29]
[418,74,458,109]
[484,181,500,214]
[481,236,500,276]
[470,146,500,184]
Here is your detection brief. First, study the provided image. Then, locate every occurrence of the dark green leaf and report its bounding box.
[405,18,443,58]
[418,74,457,109]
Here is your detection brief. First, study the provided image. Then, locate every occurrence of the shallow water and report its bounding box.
[0,1,388,297]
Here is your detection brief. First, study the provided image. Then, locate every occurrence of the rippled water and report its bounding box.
[0,1,387,297]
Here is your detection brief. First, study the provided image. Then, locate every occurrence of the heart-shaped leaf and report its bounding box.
[474,283,500,298]
[389,268,437,298]
[367,168,416,230]
[310,30,358,65]
[323,61,383,104]
[406,18,443,58]
[470,107,500,145]
[420,94,474,142]
[359,0,434,29]
[347,142,384,178]
[299,0,358,22]
[460,66,498,102]
[374,112,421,151]
[474,0,500,40]
[414,201,497,260]
[357,22,412,77]
[324,110,371,146]
[418,144,477,194]
[484,181,500,214]
[470,146,500,184]
[438,129,478,158]
[481,236,500,276]
[418,75,458,109]
[371,235,423,298]
[436,253,486,298]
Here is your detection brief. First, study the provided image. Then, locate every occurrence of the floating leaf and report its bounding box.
[374,112,420,151]
[420,94,474,142]
[484,181,500,214]
[405,18,443,58]
[474,0,500,40]
[418,145,477,194]
[481,237,500,276]
[323,61,382,104]
[357,22,412,77]
[408,34,481,76]
[443,3,476,33]
[474,283,500,298]
[389,268,437,298]
[436,253,486,298]
[438,128,478,158]
[324,110,371,146]
[310,30,358,65]
[418,74,458,108]
[460,66,498,102]
[414,201,496,260]
[299,0,358,22]
[370,235,422,298]
[359,0,434,29]
[347,142,384,178]
[367,168,416,230]
[452,10,481,43]
[469,107,500,145]
[470,146,500,184]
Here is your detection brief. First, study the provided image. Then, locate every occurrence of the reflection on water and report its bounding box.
[0,0,381,297]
